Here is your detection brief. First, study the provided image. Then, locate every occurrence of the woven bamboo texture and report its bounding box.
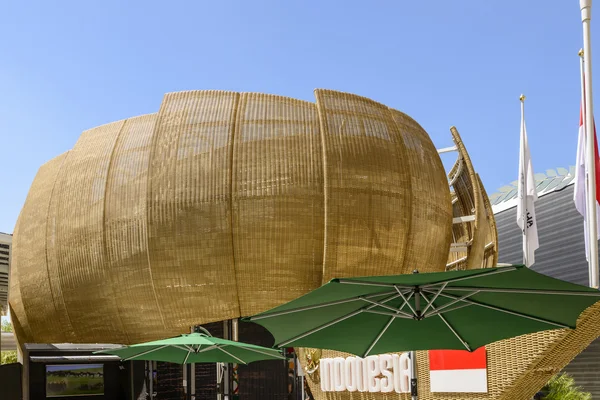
[10,89,452,344]
[479,174,499,268]
[388,110,452,273]
[232,93,324,316]
[446,127,497,271]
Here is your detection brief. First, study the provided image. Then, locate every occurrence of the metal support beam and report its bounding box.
[437,146,458,154]
[452,215,476,224]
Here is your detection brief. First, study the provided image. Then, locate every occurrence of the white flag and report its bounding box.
[516,103,539,267]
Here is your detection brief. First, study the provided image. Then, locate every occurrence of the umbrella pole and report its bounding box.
[411,270,419,400]
[410,351,418,400]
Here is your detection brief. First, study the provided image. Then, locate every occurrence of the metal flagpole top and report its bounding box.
[581,0,592,22]
[579,48,585,57]
[520,94,526,102]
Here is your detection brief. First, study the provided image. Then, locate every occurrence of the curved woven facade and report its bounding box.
[10,89,453,344]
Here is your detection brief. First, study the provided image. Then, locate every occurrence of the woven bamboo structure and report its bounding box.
[9,89,453,345]
[446,127,498,270]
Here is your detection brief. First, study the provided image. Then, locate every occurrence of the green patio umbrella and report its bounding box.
[95,332,285,364]
[246,265,600,354]
[245,265,600,399]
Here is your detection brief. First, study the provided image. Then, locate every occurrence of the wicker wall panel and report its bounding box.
[389,110,452,272]
[17,153,70,343]
[11,89,453,344]
[147,91,241,330]
[479,174,499,268]
[9,214,30,344]
[45,151,78,343]
[104,114,166,343]
[315,90,413,281]
[447,127,486,270]
[232,93,324,316]
[53,122,128,343]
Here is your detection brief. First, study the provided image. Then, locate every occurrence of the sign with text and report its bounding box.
[319,353,412,393]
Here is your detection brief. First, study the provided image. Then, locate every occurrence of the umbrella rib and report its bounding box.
[423,298,474,317]
[363,316,395,357]
[123,345,169,361]
[183,349,192,364]
[421,289,479,318]
[249,290,397,320]
[422,293,471,351]
[395,286,417,316]
[434,291,572,328]
[360,297,413,318]
[238,346,287,360]
[363,309,414,318]
[363,293,417,357]
[421,282,448,315]
[276,293,403,347]
[421,266,518,289]
[337,279,414,289]
[438,314,471,351]
[196,344,219,354]
[431,302,473,316]
[217,346,247,365]
[442,286,600,296]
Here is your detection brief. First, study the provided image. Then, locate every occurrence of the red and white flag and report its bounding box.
[428,347,487,393]
[574,79,600,261]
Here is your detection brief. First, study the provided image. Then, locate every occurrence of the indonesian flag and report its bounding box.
[574,75,600,260]
[429,347,487,393]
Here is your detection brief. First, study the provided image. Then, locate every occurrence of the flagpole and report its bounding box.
[520,94,528,267]
[581,0,599,288]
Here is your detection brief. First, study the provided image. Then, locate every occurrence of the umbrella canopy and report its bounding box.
[95,333,285,364]
[245,265,600,357]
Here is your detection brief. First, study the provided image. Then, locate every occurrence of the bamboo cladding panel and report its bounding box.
[316,90,412,281]
[9,214,28,346]
[14,153,70,343]
[105,114,164,342]
[232,93,324,316]
[447,127,487,270]
[54,121,129,343]
[389,110,452,273]
[11,89,456,344]
[147,91,240,330]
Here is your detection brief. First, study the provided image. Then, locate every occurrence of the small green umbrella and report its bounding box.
[95,332,285,364]
[245,265,600,356]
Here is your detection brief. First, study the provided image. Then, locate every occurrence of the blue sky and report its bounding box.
[0,0,596,233]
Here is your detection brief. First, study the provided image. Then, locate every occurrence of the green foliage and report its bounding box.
[541,373,591,400]
[1,350,17,364]
[1,319,12,332]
